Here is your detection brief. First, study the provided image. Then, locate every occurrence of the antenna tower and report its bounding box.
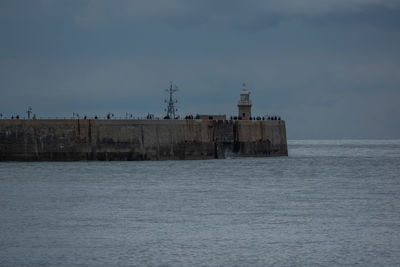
[164,81,179,118]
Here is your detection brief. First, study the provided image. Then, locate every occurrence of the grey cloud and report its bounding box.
[68,0,400,29]
[2,0,399,31]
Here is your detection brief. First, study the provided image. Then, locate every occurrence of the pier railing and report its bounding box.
[0,115,283,121]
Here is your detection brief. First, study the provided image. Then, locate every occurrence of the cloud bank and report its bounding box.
[0,0,399,138]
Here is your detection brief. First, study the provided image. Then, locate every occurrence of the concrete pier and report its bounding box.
[0,119,287,161]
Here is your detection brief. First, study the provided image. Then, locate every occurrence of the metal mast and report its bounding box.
[26,106,32,119]
[164,81,178,119]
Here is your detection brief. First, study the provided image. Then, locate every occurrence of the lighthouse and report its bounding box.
[237,84,252,120]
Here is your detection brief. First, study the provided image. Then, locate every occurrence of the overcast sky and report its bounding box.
[1,0,399,139]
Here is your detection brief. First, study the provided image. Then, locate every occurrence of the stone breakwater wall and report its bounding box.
[0,119,287,161]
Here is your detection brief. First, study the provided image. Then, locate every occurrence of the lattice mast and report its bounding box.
[165,82,179,118]
[26,106,32,119]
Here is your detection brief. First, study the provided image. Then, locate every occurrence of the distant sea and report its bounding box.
[1,140,400,266]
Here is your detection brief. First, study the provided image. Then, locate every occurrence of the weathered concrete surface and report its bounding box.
[0,119,287,161]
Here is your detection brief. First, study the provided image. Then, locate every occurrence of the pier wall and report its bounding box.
[0,119,287,161]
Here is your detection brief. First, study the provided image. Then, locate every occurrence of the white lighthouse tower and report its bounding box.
[237,83,252,120]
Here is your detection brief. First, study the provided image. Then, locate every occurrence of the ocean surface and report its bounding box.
[1,140,400,266]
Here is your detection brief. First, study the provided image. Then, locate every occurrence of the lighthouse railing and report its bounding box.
[238,100,252,105]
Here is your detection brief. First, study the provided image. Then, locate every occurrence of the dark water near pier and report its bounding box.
[1,140,400,266]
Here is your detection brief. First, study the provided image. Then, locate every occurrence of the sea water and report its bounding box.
[0,140,399,266]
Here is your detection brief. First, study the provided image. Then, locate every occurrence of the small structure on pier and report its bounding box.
[197,114,227,120]
[238,83,252,120]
